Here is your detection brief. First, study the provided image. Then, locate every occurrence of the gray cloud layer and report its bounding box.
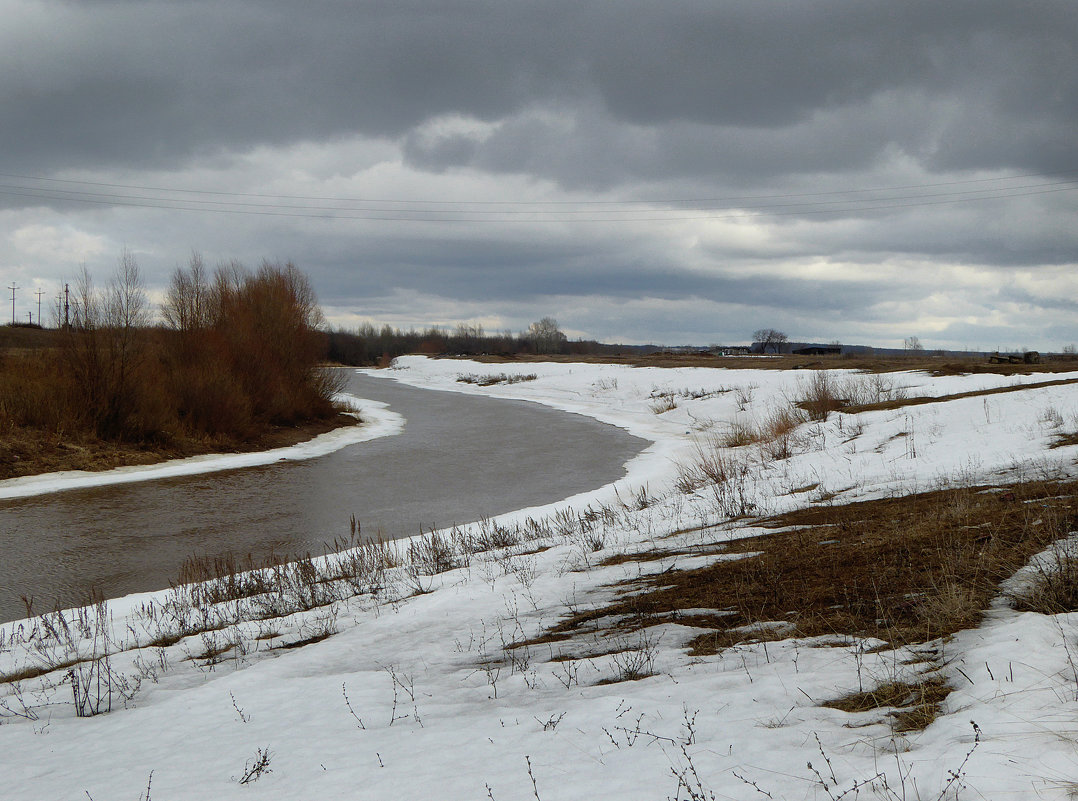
[2,0,1076,349]
[5,1,1076,176]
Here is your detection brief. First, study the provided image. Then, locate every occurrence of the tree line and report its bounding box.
[0,252,340,447]
[324,316,639,366]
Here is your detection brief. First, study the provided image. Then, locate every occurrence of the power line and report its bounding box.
[2,167,1076,205]
[0,182,1075,224]
[0,171,1074,223]
[3,175,1078,215]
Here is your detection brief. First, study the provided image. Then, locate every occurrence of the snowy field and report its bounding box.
[4,356,1078,800]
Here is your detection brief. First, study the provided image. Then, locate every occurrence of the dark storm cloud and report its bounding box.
[5,0,1078,349]
[4,0,1077,181]
[288,228,892,319]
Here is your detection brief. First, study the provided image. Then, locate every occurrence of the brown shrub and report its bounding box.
[1,256,338,459]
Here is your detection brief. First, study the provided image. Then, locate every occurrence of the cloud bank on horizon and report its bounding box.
[2,0,1076,350]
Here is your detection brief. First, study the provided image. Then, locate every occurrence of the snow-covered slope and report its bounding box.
[3,357,1078,800]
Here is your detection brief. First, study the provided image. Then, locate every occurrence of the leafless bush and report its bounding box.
[759,406,806,460]
[0,680,45,721]
[717,419,759,448]
[385,664,423,727]
[799,372,908,420]
[237,747,273,784]
[734,384,756,411]
[800,370,845,421]
[470,519,522,551]
[649,392,678,414]
[675,438,758,517]
[671,745,718,801]
[552,659,580,689]
[49,599,141,717]
[604,632,659,683]
[535,711,566,731]
[457,372,538,386]
[715,404,806,456]
[676,387,727,400]
[408,532,462,576]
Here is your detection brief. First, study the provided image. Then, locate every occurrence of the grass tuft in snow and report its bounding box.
[823,675,951,732]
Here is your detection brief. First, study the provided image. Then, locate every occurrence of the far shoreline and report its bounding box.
[0,412,362,483]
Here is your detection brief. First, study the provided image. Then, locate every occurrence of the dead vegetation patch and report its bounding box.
[0,659,82,684]
[839,376,1078,415]
[275,630,334,650]
[599,546,725,567]
[823,676,951,732]
[459,351,1078,376]
[1051,432,1078,450]
[536,479,1078,661]
[524,480,1078,727]
[0,412,358,481]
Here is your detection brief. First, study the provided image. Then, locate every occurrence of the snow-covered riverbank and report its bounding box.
[0,393,403,500]
[3,357,1078,800]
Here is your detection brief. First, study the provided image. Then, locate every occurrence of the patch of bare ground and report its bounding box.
[1051,432,1078,450]
[455,351,1078,376]
[526,480,1078,725]
[823,675,952,732]
[836,376,1078,415]
[0,412,358,481]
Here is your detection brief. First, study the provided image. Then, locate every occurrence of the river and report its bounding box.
[0,372,646,622]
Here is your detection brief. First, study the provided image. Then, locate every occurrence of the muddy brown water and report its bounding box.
[0,372,646,622]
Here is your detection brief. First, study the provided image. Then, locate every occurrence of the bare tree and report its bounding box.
[64,266,105,423]
[904,336,924,352]
[752,328,788,354]
[105,248,149,406]
[528,317,567,354]
[62,251,150,436]
[162,251,212,335]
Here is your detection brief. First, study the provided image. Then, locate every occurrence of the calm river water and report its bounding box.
[0,372,645,622]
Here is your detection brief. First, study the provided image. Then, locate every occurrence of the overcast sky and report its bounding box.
[2,0,1076,350]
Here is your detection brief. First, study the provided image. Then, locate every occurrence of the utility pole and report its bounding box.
[35,289,44,327]
[7,282,16,325]
[64,283,70,329]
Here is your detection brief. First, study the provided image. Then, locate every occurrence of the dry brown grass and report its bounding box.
[824,676,951,732]
[717,406,808,450]
[789,369,1078,419]
[0,411,357,481]
[842,376,1078,414]
[519,479,1078,729]
[1051,432,1078,450]
[459,350,1078,376]
[1006,519,1078,614]
[535,480,1078,656]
